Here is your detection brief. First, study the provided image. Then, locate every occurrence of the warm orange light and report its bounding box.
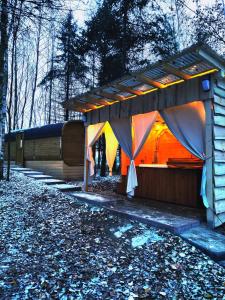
[123,95,137,100]
[190,68,218,79]
[106,100,120,105]
[140,88,158,95]
[161,79,185,88]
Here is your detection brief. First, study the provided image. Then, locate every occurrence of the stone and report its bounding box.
[181,226,225,260]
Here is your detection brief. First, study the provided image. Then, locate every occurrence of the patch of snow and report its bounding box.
[131,230,163,248]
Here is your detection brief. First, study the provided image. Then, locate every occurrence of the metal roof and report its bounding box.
[5,123,65,141]
[63,43,225,113]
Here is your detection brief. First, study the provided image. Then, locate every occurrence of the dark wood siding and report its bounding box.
[15,133,24,165]
[62,121,84,166]
[4,141,16,161]
[118,167,203,208]
[24,137,61,160]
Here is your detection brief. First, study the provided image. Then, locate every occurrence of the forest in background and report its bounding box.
[1,0,225,177]
[2,0,225,131]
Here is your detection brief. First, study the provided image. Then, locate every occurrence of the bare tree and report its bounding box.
[0,0,9,179]
[29,13,42,127]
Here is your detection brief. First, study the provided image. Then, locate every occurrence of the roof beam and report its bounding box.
[135,74,163,88]
[114,83,142,96]
[163,63,191,80]
[198,49,225,73]
[86,95,109,105]
[97,90,123,101]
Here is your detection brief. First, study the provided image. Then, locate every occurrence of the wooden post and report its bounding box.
[83,124,89,192]
[205,98,214,228]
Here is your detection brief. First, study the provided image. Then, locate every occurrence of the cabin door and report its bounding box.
[15,133,24,166]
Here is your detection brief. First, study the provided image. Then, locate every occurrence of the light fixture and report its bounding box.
[201,76,211,92]
[82,113,87,123]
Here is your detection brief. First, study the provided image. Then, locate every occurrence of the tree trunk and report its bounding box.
[48,24,55,124]
[0,0,8,179]
[13,41,18,129]
[29,14,42,127]
[20,59,29,128]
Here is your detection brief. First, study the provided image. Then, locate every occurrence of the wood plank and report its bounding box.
[214,140,225,151]
[215,200,225,214]
[214,175,225,187]
[214,87,225,99]
[214,187,225,200]
[214,94,225,107]
[214,162,225,175]
[134,167,202,208]
[214,125,225,138]
[215,212,225,227]
[205,99,214,227]
[214,115,225,126]
[214,103,225,115]
[217,80,225,91]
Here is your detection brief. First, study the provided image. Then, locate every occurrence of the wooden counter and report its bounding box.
[117,165,203,208]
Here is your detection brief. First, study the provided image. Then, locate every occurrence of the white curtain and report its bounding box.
[110,112,157,196]
[160,101,208,207]
[128,111,157,196]
[104,122,119,176]
[87,122,105,176]
[110,117,133,193]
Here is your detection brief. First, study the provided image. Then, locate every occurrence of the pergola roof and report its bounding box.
[63,44,225,113]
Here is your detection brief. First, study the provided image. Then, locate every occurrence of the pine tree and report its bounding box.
[40,11,87,121]
[83,0,178,176]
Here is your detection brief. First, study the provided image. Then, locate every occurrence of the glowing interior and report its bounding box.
[121,113,203,175]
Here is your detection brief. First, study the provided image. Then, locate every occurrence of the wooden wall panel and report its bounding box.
[213,83,225,227]
[24,137,61,160]
[4,141,16,160]
[89,77,212,125]
[25,160,83,180]
[62,121,84,166]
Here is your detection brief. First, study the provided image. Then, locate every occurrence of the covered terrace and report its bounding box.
[63,43,225,228]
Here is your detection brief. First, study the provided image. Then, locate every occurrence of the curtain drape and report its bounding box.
[87,122,105,176]
[127,111,157,196]
[110,112,157,196]
[110,117,133,194]
[104,122,119,176]
[160,101,208,207]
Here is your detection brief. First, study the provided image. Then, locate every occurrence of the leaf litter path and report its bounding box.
[0,172,225,299]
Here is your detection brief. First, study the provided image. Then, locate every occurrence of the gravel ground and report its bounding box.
[0,172,225,299]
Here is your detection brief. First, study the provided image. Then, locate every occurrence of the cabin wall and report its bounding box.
[24,137,61,161]
[213,78,225,227]
[4,141,16,161]
[62,121,84,166]
[86,77,213,125]
[25,160,83,180]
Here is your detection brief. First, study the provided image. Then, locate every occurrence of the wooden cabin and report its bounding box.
[5,121,84,180]
[63,44,225,228]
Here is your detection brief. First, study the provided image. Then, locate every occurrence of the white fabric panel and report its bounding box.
[126,111,157,196]
[133,111,158,158]
[110,114,157,197]
[160,101,208,207]
[87,122,105,176]
[104,122,118,176]
[110,118,133,195]
[110,118,133,159]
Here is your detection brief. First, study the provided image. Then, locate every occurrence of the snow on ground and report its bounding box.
[0,172,225,299]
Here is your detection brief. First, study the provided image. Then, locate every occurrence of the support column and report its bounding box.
[83,125,89,192]
[205,99,214,228]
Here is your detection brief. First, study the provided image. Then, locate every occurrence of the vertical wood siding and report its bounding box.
[213,80,225,227]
